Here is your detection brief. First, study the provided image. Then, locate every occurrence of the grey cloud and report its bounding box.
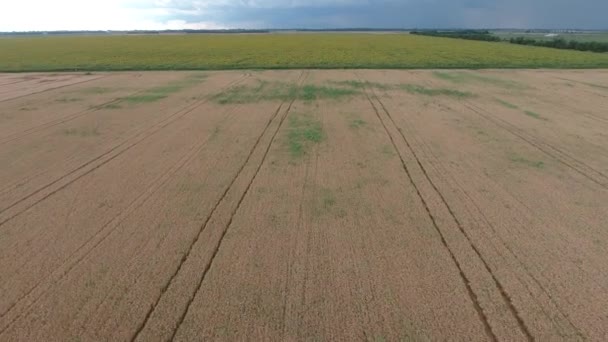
[140,0,608,29]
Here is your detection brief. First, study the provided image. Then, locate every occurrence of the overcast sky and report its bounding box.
[2,0,607,31]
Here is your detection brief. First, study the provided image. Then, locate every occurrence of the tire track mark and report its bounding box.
[361,79,534,341]
[0,75,248,228]
[555,77,608,99]
[456,186,585,339]
[0,84,145,146]
[294,121,323,340]
[463,102,608,189]
[392,102,585,338]
[130,71,307,342]
[0,78,40,87]
[0,82,195,195]
[77,92,260,333]
[0,76,217,195]
[534,95,608,126]
[0,77,251,335]
[0,134,200,330]
[0,87,153,196]
[0,91,201,221]
[434,98,608,297]
[0,75,108,104]
[0,75,85,95]
[0,140,204,334]
[425,75,608,181]
[0,72,214,146]
[280,148,312,339]
[167,75,304,342]
[357,81,499,342]
[1,77,246,254]
[0,100,246,326]
[458,82,608,166]
[478,100,608,179]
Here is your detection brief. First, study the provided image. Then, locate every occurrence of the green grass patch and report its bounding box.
[122,93,168,103]
[100,103,122,109]
[62,127,100,137]
[349,118,366,129]
[495,98,519,109]
[210,126,221,140]
[151,84,185,94]
[213,81,358,104]
[332,79,477,99]
[401,84,474,98]
[381,145,396,157]
[79,87,115,94]
[121,75,206,104]
[212,85,252,104]
[524,110,547,120]
[330,80,392,90]
[312,187,344,218]
[188,73,208,80]
[300,85,358,101]
[433,71,468,83]
[286,114,324,158]
[434,71,526,90]
[494,99,548,121]
[321,189,336,209]
[510,155,545,169]
[212,82,281,104]
[56,97,82,103]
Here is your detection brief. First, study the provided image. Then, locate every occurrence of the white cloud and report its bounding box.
[146,0,389,10]
[158,19,226,29]
[1,0,367,31]
[1,0,606,31]
[0,0,224,31]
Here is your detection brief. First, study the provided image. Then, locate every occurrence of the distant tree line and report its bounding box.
[410,30,501,42]
[286,28,410,32]
[411,30,608,53]
[508,37,608,53]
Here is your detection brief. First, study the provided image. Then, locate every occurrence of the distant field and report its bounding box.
[494,31,608,43]
[1,34,608,71]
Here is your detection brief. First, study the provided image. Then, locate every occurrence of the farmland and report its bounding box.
[2,34,608,71]
[1,69,608,340]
